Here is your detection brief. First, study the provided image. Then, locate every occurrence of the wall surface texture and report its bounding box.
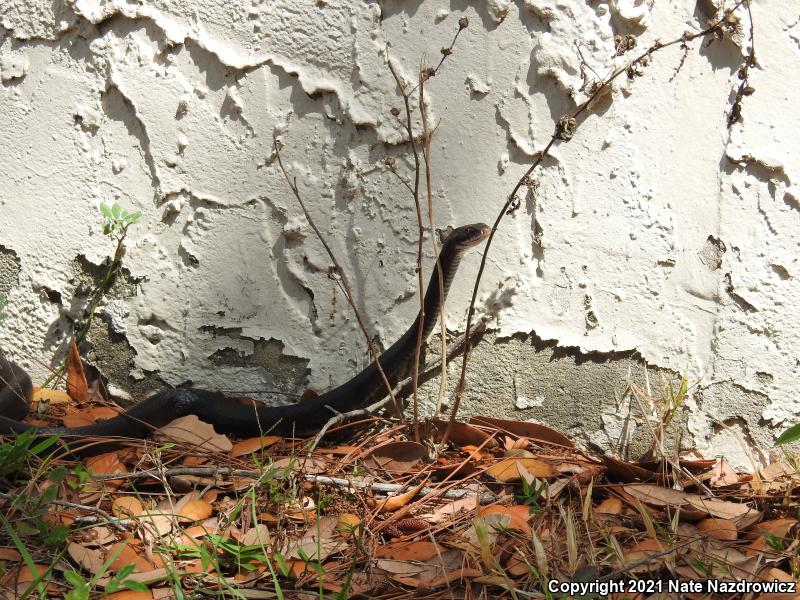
[0,0,796,464]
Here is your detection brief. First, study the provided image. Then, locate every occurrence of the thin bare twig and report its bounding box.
[272,138,402,420]
[443,0,753,445]
[85,468,499,504]
[386,20,467,440]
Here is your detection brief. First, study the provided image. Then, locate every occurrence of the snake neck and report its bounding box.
[405,240,464,348]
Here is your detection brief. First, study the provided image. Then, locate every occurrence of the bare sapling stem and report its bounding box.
[273,138,403,420]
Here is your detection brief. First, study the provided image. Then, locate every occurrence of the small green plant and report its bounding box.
[0,430,59,478]
[763,531,785,551]
[776,422,800,445]
[99,201,141,238]
[689,557,715,577]
[43,201,141,387]
[0,291,7,321]
[516,477,548,514]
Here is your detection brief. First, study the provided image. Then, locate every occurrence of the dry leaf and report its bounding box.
[154,415,232,453]
[89,406,121,421]
[367,441,427,472]
[285,516,343,561]
[104,591,153,600]
[684,495,762,525]
[138,511,175,539]
[31,388,71,404]
[469,416,573,447]
[376,540,440,561]
[66,342,89,404]
[336,514,361,537]
[623,539,666,574]
[506,552,530,577]
[61,411,95,427]
[176,499,213,523]
[709,458,740,486]
[67,542,105,575]
[486,457,555,482]
[85,452,128,492]
[107,541,156,573]
[422,496,476,524]
[697,517,737,541]
[377,480,426,513]
[241,524,271,546]
[754,567,799,600]
[596,498,623,515]
[0,548,21,561]
[428,418,498,448]
[229,436,282,457]
[480,505,532,536]
[112,497,145,518]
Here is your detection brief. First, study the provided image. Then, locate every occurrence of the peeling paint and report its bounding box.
[0,0,797,465]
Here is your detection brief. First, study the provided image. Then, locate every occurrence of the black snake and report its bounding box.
[0,223,489,450]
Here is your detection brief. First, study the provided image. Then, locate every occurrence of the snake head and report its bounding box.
[440,223,491,250]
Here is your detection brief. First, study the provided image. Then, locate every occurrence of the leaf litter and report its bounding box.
[2,360,800,599]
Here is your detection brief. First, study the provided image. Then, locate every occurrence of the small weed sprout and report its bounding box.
[99,201,141,239]
[43,201,141,387]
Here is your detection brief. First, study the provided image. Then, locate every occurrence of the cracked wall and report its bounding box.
[0,0,796,465]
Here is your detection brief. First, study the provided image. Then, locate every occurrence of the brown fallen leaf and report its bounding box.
[112,497,144,518]
[61,411,95,427]
[506,552,531,577]
[684,495,762,526]
[137,510,175,540]
[68,542,105,575]
[89,406,122,421]
[31,387,71,404]
[176,499,213,523]
[469,416,573,448]
[394,567,483,590]
[366,441,427,472]
[697,517,737,541]
[377,480,427,513]
[486,457,555,482]
[237,525,269,548]
[377,548,465,587]
[229,436,282,457]
[428,418,498,448]
[104,591,153,600]
[107,541,157,573]
[747,518,798,540]
[66,342,89,404]
[335,514,361,537]
[623,539,667,574]
[480,505,532,537]
[421,496,476,524]
[596,497,623,515]
[709,458,740,487]
[754,567,800,600]
[376,540,440,561]
[85,452,128,493]
[284,516,344,561]
[0,548,21,561]
[154,415,232,453]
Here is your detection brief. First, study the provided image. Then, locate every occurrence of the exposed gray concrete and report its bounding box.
[418,331,690,460]
[0,246,20,293]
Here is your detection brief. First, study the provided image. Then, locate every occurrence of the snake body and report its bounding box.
[0,224,489,447]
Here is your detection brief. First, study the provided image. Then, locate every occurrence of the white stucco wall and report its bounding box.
[0,0,796,457]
